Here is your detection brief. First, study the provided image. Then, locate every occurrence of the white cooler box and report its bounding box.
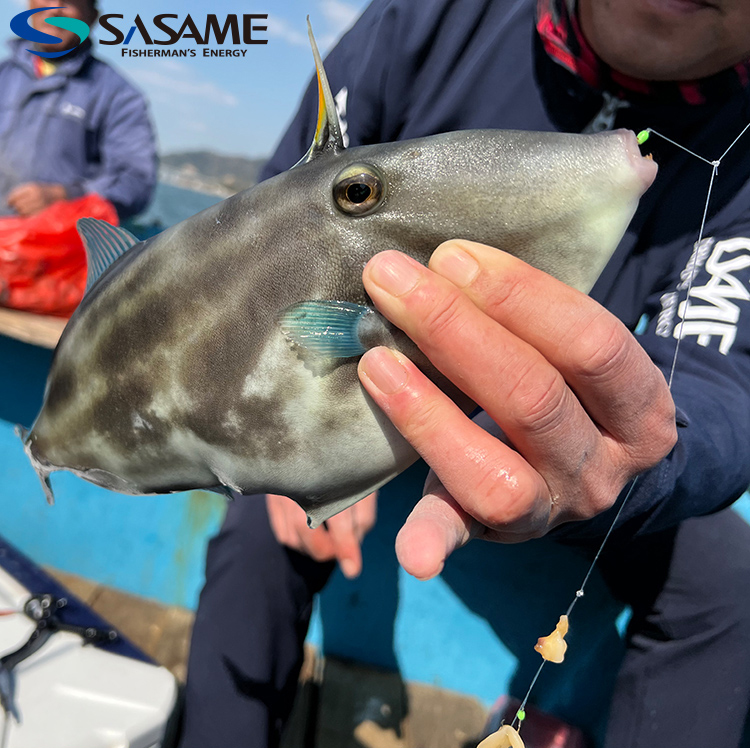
[0,538,178,748]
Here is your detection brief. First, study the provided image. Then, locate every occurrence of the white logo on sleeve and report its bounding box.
[335,87,349,147]
[659,236,750,355]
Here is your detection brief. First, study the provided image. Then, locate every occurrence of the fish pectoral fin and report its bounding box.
[278,300,387,358]
[77,217,139,294]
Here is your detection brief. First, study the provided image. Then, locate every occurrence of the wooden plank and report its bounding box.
[405,682,488,748]
[0,307,67,349]
[46,568,194,681]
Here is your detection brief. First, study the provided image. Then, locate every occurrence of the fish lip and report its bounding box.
[615,128,659,192]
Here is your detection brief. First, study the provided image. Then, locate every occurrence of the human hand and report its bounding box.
[266,491,377,578]
[358,241,677,580]
[7,183,67,216]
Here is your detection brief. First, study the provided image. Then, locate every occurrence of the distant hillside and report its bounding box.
[161,151,267,195]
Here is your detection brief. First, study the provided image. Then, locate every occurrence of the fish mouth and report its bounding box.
[616,129,659,192]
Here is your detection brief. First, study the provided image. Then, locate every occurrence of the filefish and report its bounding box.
[18,26,657,527]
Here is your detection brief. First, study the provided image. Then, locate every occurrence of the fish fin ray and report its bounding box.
[296,18,344,165]
[278,300,376,358]
[77,218,139,294]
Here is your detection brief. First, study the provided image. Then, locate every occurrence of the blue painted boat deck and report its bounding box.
[2,330,748,740]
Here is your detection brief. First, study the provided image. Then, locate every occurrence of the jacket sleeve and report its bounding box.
[554,215,750,543]
[69,79,158,220]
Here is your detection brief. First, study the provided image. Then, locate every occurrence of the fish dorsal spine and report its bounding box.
[77,217,139,294]
[297,18,345,166]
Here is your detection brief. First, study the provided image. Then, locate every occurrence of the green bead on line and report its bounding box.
[637,130,650,145]
[516,709,526,723]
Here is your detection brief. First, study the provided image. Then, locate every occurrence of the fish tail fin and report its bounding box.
[14,425,55,505]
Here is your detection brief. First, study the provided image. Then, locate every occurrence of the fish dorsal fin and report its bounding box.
[77,217,139,293]
[298,17,345,165]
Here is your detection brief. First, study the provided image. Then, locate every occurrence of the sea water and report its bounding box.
[131,182,224,234]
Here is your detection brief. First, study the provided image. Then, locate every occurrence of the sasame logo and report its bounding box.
[10,7,90,59]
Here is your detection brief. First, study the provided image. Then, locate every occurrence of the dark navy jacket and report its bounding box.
[0,40,157,220]
[262,0,750,540]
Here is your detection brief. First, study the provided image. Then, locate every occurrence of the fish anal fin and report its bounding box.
[77,217,139,294]
[305,487,375,529]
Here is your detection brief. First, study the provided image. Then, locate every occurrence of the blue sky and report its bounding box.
[2,0,371,157]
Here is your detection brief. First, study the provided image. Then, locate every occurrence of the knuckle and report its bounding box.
[420,290,470,343]
[404,394,445,443]
[483,271,527,319]
[508,370,570,434]
[588,486,619,517]
[309,548,334,562]
[630,410,678,469]
[561,457,623,520]
[306,537,335,562]
[577,478,619,519]
[648,406,678,457]
[469,465,536,529]
[622,387,678,469]
[571,314,631,381]
[477,502,518,531]
[651,386,679,445]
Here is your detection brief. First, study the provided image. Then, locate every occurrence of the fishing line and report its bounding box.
[510,122,750,735]
[719,120,750,161]
[667,164,716,389]
[641,129,721,390]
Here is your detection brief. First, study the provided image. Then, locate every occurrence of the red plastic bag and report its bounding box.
[0,194,118,317]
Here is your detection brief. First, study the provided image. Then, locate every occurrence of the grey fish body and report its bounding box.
[22,125,655,526]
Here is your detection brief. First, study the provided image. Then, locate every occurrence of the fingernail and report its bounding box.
[368,252,422,296]
[360,347,409,394]
[432,246,479,288]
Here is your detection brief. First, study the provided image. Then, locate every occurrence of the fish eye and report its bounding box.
[333,164,385,216]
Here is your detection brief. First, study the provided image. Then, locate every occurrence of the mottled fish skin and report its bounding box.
[22,127,654,524]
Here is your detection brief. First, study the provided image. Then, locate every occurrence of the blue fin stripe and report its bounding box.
[86,222,118,282]
[90,220,129,258]
[98,225,124,264]
[88,223,117,265]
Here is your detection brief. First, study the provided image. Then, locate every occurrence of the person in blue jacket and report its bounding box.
[0,0,157,220]
[179,0,750,746]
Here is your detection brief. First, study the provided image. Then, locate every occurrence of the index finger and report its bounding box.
[428,240,674,447]
[325,510,364,578]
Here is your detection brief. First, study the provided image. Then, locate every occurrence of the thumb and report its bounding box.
[395,478,480,580]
